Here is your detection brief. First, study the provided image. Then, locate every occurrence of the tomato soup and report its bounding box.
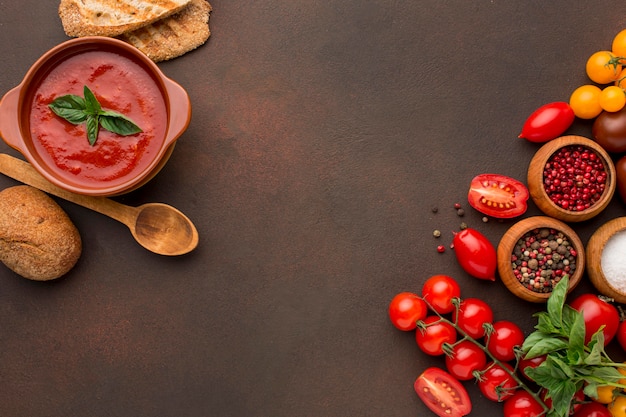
[29,50,167,188]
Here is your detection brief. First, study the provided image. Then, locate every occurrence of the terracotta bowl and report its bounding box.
[497,216,584,303]
[527,135,615,222]
[0,36,191,196]
[587,217,626,303]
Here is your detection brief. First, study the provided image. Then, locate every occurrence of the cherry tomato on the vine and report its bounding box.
[445,340,487,381]
[467,174,529,219]
[519,102,575,143]
[572,402,612,417]
[452,228,497,281]
[613,29,626,58]
[586,50,622,84]
[486,320,525,362]
[388,292,427,331]
[569,294,619,346]
[503,390,545,417]
[599,85,626,112]
[414,367,472,417]
[416,316,457,356]
[421,274,461,314]
[452,298,493,339]
[518,354,546,381]
[608,395,626,417]
[570,85,603,119]
[477,362,518,402]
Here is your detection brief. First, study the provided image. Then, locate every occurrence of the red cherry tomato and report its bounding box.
[388,292,427,331]
[452,298,493,339]
[416,316,457,356]
[572,402,612,417]
[519,101,575,143]
[414,367,472,417]
[518,354,546,381]
[486,320,525,362]
[452,228,497,281]
[421,275,461,314]
[503,390,545,417]
[569,294,619,346]
[617,320,626,352]
[478,362,518,402]
[445,340,487,381]
[467,174,529,219]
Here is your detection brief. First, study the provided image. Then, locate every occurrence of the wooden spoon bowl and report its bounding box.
[527,135,616,222]
[586,217,626,303]
[497,216,584,302]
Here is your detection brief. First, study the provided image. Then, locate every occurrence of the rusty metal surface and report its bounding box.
[0,1,625,416]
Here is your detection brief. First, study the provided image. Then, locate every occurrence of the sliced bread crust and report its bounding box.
[59,0,192,37]
[118,0,212,62]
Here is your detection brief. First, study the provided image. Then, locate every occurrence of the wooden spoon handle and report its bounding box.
[0,153,138,226]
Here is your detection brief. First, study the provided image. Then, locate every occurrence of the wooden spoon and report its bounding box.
[0,153,199,256]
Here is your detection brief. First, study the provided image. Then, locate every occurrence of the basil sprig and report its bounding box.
[522,277,626,417]
[48,85,142,146]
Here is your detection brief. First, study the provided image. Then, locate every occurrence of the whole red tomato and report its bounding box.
[478,362,518,402]
[452,298,493,339]
[519,101,575,143]
[421,275,461,314]
[445,340,487,381]
[388,292,427,331]
[503,390,545,417]
[467,174,529,219]
[572,402,612,417]
[518,354,546,381]
[414,367,472,417]
[486,320,525,362]
[416,316,457,356]
[569,294,619,346]
[452,228,497,281]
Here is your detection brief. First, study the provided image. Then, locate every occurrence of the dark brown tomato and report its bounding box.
[617,156,626,204]
[592,107,626,153]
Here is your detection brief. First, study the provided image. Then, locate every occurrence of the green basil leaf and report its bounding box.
[48,94,88,124]
[83,85,101,115]
[521,330,547,355]
[99,111,142,136]
[547,276,568,327]
[525,336,569,359]
[561,305,581,336]
[590,366,623,382]
[547,380,578,417]
[535,311,560,335]
[566,311,586,364]
[86,115,99,146]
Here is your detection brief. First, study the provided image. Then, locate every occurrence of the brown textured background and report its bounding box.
[0,1,625,416]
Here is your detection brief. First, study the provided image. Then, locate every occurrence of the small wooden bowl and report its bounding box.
[527,135,616,222]
[587,217,626,303]
[497,216,585,303]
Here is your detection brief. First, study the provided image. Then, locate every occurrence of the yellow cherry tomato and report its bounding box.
[615,68,626,89]
[600,86,626,112]
[587,50,622,84]
[592,384,616,404]
[618,364,626,385]
[608,395,626,417]
[613,29,626,57]
[570,85,603,119]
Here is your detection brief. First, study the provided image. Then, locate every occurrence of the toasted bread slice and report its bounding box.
[59,0,192,37]
[118,0,211,62]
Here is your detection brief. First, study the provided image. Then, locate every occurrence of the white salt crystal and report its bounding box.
[601,230,626,293]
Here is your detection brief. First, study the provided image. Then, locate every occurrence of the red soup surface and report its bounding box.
[29,50,167,188]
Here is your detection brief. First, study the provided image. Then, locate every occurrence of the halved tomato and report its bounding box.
[414,367,472,417]
[467,174,529,218]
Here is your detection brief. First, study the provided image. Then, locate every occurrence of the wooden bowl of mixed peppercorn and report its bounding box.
[497,216,585,303]
[527,135,616,222]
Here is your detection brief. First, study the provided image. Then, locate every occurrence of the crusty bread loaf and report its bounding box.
[118,0,211,62]
[59,0,192,37]
[0,186,82,281]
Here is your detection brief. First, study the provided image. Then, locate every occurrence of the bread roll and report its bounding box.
[0,186,82,281]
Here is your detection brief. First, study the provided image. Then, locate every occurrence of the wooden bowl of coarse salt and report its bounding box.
[587,217,626,303]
